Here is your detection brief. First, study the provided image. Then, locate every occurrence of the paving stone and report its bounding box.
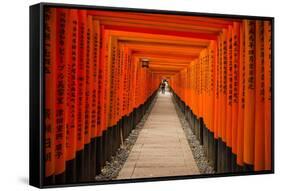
[117,92,199,179]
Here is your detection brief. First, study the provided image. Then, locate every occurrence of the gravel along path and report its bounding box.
[95,95,157,181]
[172,97,215,174]
[96,92,214,181]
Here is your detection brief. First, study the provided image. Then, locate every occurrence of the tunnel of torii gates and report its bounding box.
[43,7,272,184]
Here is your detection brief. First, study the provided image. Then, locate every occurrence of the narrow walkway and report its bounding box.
[117,91,199,179]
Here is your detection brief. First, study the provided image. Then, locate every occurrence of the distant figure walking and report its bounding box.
[161,82,166,94]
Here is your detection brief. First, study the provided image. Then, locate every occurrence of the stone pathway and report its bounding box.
[117,91,199,179]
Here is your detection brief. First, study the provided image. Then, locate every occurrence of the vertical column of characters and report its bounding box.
[115,40,121,123]
[133,57,138,108]
[201,51,205,120]
[187,62,193,115]
[128,54,135,114]
[76,10,87,181]
[134,59,140,108]
[76,10,87,153]
[193,60,197,116]
[264,20,272,170]
[237,23,246,166]
[65,9,78,170]
[98,27,107,136]
[209,41,216,133]
[198,54,203,119]
[107,37,117,127]
[207,45,211,130]
[91,19,100,139]
[254,20,265,171]
[120,48,129,116]
[218,34,223,139]
[82,14,93,180]
[116,41,122,122]
[213,39,219,139]
[243,20,256,167]
[193,59,197,117]
[115,44,123,123]
[44,7,56,179]
[127,55,132,112]
[87,15,97,180]
[101,28,110,167]
[105,35,115,160]
[231,22,240,156]
[199,52,203,119]
[118,44,128,118]
[124,49,130,116]
[190,62,194,118]
[203,48,209,121]
[118,42,124,123]
[135,60,143,107]
[122,46,128,116]
[66,9,79,182]
[103,30,110,134]
[96,25,104,138]
[84,15,93,150]
[138,58,143,106]
[54,8,68,179]
[204,48,209,129]
[127,52,131,107]
[95,24,105,172]
[121,47,128,117]
[110,37,116,125]
[205,49,209,122]
[204,49,209,126]
[226,26,233,148]
[62,9,78,178]
[195,59,199,117]
[221,29,228,143]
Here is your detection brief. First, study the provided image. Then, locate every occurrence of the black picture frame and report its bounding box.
[30,2,274,188]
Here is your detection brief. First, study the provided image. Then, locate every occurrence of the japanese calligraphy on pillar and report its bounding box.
[44,7,56,177]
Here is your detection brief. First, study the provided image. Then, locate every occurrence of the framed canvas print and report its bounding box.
[29,2,274,188]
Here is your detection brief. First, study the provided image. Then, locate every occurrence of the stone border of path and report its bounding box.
[95,93,158,181]
[172,96,215,174]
